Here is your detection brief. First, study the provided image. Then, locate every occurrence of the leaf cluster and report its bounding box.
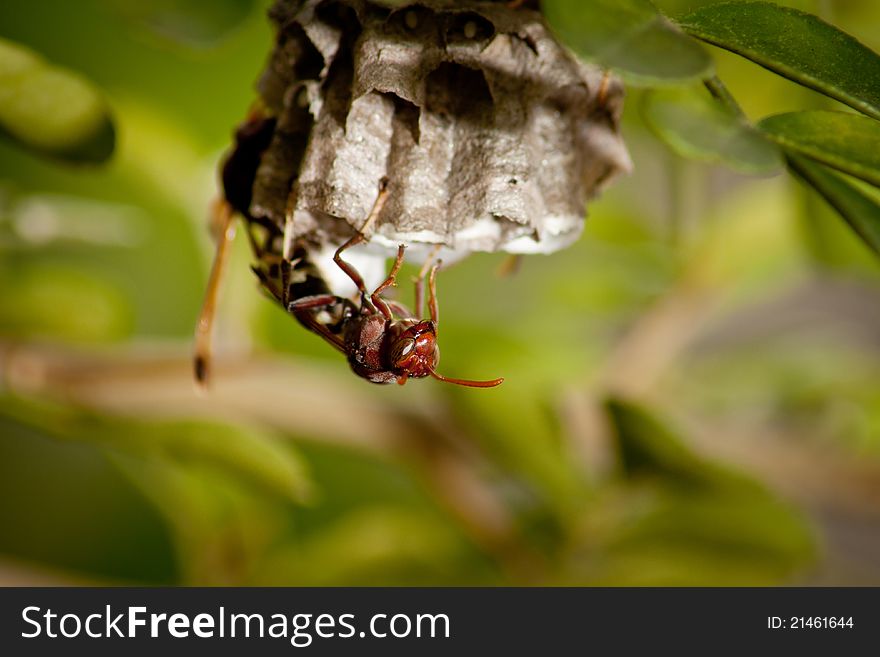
[544,0,880,255]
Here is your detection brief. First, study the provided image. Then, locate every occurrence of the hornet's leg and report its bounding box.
[413,244,442,317]
[287,294,348,353]
[288,294,339,311]
[333,177,390,306]
[193,199,236,387]
[384,300,413,319]
[369,244,406,321]
[496,253,523,279]
[427,260,441,328]
[596,70,611,106]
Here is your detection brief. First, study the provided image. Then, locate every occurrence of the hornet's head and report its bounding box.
[385,319,503,388]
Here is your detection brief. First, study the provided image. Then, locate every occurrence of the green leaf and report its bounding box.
[256,508,465,586]
[0,396,314,505]
[759,111,880,187]
[605,398,716,485]
[0,263,132,343]
[0,37,115,163]
[449,381,587,519]
[542,0,713,85]
[787,156,880,256]
[600,398,816,585]
[679,1,880,120]
[0,414,177,583]
[595,493,816,585]
[642,86,782,174]
[605,397,765,492]
[109,0,258,49]
[150,419,315,505]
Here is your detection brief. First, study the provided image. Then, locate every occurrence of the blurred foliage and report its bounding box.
[0,37,114,162]
[641,85,781,173]
[542,0,713,85]
[106,0,259,49]
[551,0,880,257]
[0,0,879,587]
[592,399,815,585]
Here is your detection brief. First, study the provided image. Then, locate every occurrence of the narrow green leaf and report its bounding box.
[605,398,762,492]
[0,37,115,163]
[0,264,132,343]
[597,494,816,585]
[642,86,782,174]
[450,382,586,519]
[152,419,315,505]
[679,1,880,120]
[257,508,463,586]
[109,0,257,49]
[759,111,880,187]
[0,414,177,583]
[543,0,713,85]
[600,398,816,585]
[787,155,880,256]
[0,396,314,505]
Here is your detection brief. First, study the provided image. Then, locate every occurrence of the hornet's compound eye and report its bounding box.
[390,337,416,367]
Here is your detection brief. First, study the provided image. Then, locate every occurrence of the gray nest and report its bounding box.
[248,0,631,269]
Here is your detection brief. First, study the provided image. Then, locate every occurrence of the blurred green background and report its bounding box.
[1,0,879,586]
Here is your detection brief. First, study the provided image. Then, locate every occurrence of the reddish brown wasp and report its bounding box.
[194,113,503,389]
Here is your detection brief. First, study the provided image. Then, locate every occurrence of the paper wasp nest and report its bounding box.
[249,0,631,266]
